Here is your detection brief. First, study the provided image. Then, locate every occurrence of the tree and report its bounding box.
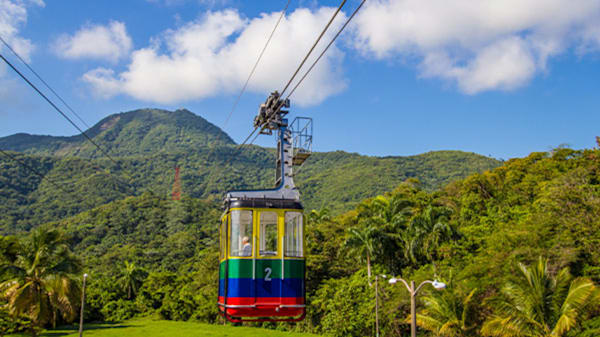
[344,225,380,285]
[353,193,415,274]
[0,227,81,335]
[402,205,457,266]
[481,257,598,337]
[415,278,478,337]
[119,261,145,300]
[308,207,331,225]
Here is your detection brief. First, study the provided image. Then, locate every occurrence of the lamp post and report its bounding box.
[388,277,446,337]
[79,273,88,337]
[375,274,387,337]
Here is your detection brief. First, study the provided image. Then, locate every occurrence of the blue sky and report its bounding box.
[1,0,599,160]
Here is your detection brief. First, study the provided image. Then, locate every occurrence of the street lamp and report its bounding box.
[388,277,446,337]
[375,274,387,337]
[79,273,88,337]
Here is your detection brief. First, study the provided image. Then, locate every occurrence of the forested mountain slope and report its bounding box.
[36,145,600,336]
[0,109,234,157]
[302,146,600,336]
[0,108,500,232]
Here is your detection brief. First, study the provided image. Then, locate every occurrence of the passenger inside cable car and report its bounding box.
[218,204,306,322]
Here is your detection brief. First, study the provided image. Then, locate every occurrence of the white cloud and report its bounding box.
[352,0,600,94]
[0,0,42,113]
[54,21,132,62]
[0,0,43,62]
[81,67,121,98]
[83,7,347,106]
[421,37,537,94]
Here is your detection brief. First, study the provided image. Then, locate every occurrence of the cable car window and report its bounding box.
[285,212,303,257]
[220,217,226,259]
[260,212,278,256]
[230,210,253,257]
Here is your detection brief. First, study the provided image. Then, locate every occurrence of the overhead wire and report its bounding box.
[278,0,348,97]
[0,54,120,166]
[0,148,96,209]
[243,0,366,148]
[238,0,348,148]
[222,0,292,128]
[285,0,366,101]
[239,127,259,148]
[0,52,154,197]
[0,35,91,130]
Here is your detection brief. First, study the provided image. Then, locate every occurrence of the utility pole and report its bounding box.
[388,277,446,337]
[79,273,88,337]
[410,281,416,337]
[375,275,379,337]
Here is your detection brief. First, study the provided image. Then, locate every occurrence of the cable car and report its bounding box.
[218,92,312,322]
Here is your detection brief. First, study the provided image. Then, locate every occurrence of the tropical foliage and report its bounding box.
[0,109,599,336]
[119,261,146,300]
[0,108,500,232]
[415,278,478,336]
[481,257,598,337]
[0,227,81,335]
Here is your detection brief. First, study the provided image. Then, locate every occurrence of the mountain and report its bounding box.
[0,108,501,232]
[0,108,234,157]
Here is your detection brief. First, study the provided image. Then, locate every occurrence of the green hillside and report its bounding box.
[0,108,499,232]
[0,109,234,157]
[13,145,597,337]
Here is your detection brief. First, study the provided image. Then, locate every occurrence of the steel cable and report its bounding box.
[0,54,119,166]
[223,0,292,128]
[0,54,155,197]
[0,35,91,130]
[245,0,367,148]
[286,0,366,101]
[279,0,347,97]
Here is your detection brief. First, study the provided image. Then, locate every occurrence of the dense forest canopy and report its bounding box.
[2,144,598,336]
[0,108,499,232]
[1,108,598,336]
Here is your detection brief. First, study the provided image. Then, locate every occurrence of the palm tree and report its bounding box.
[119,261,145,299]
[0,227,81,335]
[308,207,331,225]
[357,194,414,274]
[481,257,598,337]
[344,224,380,285]
[402,205,457,266]
[415,277,478,336]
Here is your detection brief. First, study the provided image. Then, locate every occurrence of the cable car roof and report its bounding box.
[225,197,303,210]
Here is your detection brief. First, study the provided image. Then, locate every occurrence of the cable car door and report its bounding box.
[256,211,279,306]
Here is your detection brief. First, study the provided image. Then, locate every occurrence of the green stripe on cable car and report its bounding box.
[219,259,304,279]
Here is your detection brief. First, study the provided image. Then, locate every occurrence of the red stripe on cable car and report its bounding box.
[218,296,304,305]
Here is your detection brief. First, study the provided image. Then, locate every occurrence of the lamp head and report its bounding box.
[83,273,89,279]
[432,280,446,290]
[388,278,397,284]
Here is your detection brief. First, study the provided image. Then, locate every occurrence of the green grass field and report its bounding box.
[9,319,321,337]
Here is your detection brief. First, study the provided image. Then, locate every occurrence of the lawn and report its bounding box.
[8,318,322,337]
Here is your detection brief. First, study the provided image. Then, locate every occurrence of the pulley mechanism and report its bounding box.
[226,92,312,202]
[253,91,290,135]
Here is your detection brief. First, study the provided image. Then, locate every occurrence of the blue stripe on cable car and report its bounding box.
[219,278,304,298]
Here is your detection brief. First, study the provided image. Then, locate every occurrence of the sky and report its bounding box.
[1,0,599,160]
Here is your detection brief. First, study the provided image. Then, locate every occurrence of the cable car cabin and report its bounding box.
[218,198,305,322]
[218,92,311,323]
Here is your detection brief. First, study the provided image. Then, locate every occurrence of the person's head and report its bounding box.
[242,236,249,245]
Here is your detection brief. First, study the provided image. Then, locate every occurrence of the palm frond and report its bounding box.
[552,277,596,336]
